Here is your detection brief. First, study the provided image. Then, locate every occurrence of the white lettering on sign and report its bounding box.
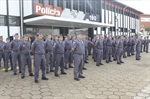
[89,15,97,21]
[141,18,150,22]
[34,3,62,17]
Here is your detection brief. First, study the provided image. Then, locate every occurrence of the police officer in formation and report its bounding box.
[0,31,149,83]
[19,36,34,79]
[72,32,85,81]
[31,33,48,83]
[53,35,67,77]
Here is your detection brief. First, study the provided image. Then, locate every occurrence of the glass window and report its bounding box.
[9,16,20,26]
[73,0,78,10]
[49,0,53,5]
[44,0,49,5]
[0,15,6,26]
[34,0,39,3]
[79,0,84,12]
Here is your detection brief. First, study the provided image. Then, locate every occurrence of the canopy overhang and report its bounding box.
[24,16,114,28]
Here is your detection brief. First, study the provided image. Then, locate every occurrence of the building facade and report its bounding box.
[140,14,150,31]
[0,0,143,41]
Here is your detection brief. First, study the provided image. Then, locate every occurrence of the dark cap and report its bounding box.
[14,33,18,36]
[76,31,82,35]
[0,36,3,38]
[58,35,63,38]
[6,38,10,40]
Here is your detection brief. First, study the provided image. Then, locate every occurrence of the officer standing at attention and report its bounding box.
[127,36,132,57]
[135,36,141,60]
[116,36,124,64]
[45,34,54,73]
[145,36,150,53]
[131,36,135,55]
[0,36,5,68]
[31,33,48,83]
[72,32,85,81]
[3,38,13,72]
[19,36,34,79]
[96,34,104,66]
[123,36,128,58]
[64,35,73,69]
[143,37,146,52]
[11,33,22,75]
[105,32,112,63]
[53,35,67,77]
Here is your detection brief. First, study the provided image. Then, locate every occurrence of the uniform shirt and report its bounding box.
[72,39,85,55]
[118,40,123,49]
[115,40,119,49]
[136,39,141,47]
[45,40,54,52]
[3,43,11,53]
[131,39,135,46]
[0,41,5,52]
[11,40,22,51]
[105,37,112,46]
[19,42,31,54]
[96,39,103,49]
[54,41,65,54]
[31,40,45,54]
[123,38,128,46]
[83,40,88,48]
[128,39,132,46]
[65,40,72,50]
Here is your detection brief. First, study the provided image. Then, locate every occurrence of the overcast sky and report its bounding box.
[117,0,150,14]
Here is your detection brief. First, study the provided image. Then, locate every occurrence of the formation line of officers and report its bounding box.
[0,32,149,83]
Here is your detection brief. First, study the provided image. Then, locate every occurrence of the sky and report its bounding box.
[117,0,150,14]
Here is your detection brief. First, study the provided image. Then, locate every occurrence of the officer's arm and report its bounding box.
[10,41,13,51]
[72,41,76,52]
[31,42,35,54]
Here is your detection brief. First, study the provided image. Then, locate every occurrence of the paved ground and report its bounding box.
[0,51,150,99]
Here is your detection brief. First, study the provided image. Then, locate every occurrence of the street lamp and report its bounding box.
[123,5,128,36]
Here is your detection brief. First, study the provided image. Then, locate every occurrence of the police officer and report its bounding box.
[112,37,116,59]
[92,35,98,61]
[96,34,104,66]
[31,33,48,83]
[143,37,146,52]
[3,38,13,72]
[88,37,92,55]
[11,33,22,75]
[83,35,89,63]
[140,36,144,53]
[72,32,85,81]
[116,36,124,64]
[145,36,150,53]
[19,36,34,79]
[53,35,67,77]
[0,36,5,68]
[135,36,141,60]
[45,34,54,73]
[123,36,128,58]
[64,35,73,69]
[105,32,112,63]
[127,36,132,57]
[103,34,107,60]
[131,36,135,55]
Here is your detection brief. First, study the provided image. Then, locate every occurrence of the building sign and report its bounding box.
[141,18,150,22]
[34,3,63,17]
[84,13,100,22]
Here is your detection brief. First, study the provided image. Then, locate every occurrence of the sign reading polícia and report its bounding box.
[34,2,63,17]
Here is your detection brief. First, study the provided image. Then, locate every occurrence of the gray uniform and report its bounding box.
[145,38,150,53]
[53,41,65,74]
[83,40,88,61]
[123,38,128,57]
[112,39,116,58]
[88,40,92,55]
[105,37,112,62]
[140,39,144,52]
[96,39,103,65]
[127,39,132,56]
[4,42,13,71]
[131,39,135,55]
[92,38,97,61]
[143,39,146,52]
[45,40,54,72]
[19,42,33,77]
[64,40,72,68]
[0,41,5,68]
[11,40,22,74]
[116,40,123,63]
[73,39,85,79]
[136,39,141,60]
[31,40,46,80]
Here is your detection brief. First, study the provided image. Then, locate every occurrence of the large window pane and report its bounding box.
[0,15,6,26]
[34,0,39,3]
[44,0,49,5]
[9,16,20,26]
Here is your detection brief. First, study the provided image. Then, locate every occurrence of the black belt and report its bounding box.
[13,50,18,52]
